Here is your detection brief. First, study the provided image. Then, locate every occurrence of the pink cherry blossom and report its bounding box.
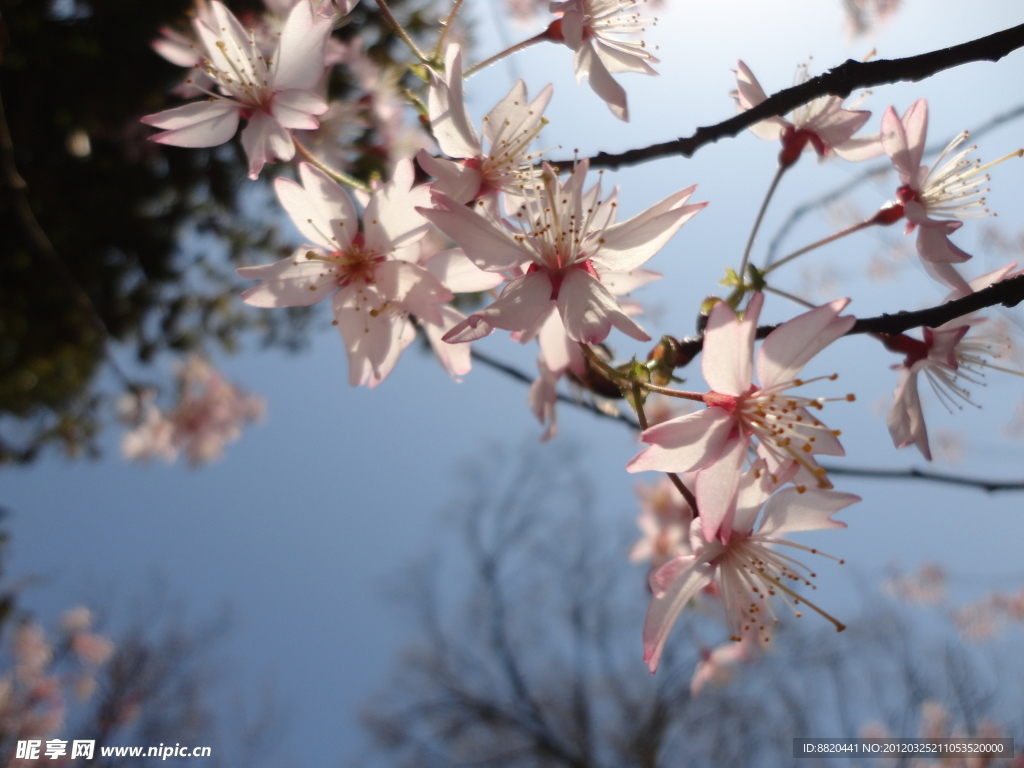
[546,0,658,121]
[627,292,855,542]
[141,0,332,179]
[239,160,453,386]
[417,45,553,205]
[877,99,1021,292]
[733,61,879,166]
[420,159,705,346]
[642,463,858,673]
[689,636,753,696]
[883,263,1019,460]
[630,475,693,569]
[121,357,266,466]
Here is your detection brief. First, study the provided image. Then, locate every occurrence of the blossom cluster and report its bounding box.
[140,0,1024,677]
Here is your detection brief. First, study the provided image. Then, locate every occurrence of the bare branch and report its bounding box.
[549,23,1024,170]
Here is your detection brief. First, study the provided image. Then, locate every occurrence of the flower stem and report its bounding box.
[434,0,465,59]
[579,342,624,382]
[463,33,547,78]
[292,137,371,193]
[639,382,707,402]
[631,381,700,515]
[763,218,875,275]
[738,165,787,281]
[373,0,431,64]
[764,285,816,309]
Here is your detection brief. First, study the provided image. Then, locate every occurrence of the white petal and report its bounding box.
[376,260,453,326]
[142,100,241,148]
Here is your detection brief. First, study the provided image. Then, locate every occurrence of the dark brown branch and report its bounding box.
[550,23,1024,170]
[820,464,1024,493]
[469,349,641,429]
[668,274,1024,364]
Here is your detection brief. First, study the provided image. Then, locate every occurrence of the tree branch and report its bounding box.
[667,274,1024,366]
[550,23,1024,170]
[467,347,1024,493]
[819,464,1024,493]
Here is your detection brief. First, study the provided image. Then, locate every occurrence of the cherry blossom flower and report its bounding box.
[642,463,857,673]
[121,357,266,466]
[420,159,705,346]
[883,264,1019,460]
[630,475,693,569]
[141,0,333,179]
[417,45,553,205]
[627,292,855,542]
[689,636,753,695]
[877,99,1022,293]
[239,160,453,386]
[733,61,879,166]
[546,0,658,121]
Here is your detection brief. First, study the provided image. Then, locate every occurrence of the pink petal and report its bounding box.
[238,251,335,307]
[701,293,762,397]
[756,298,854,391]
[428,45,480,159]
[424,249,505,293]
[334,290,415,387]
[695,436,746,543]
[376,260,453,326]
[627,408,734,474]
[240,111,294,179]
[557,268,649,344]
[733,61,787,142]
[575,45,628,121]
[915,221,971,264]
[756,488,857,538]
[273,0,332,91]
[595,187,706,273]
[416,150,481,205]
[419,194,531,272]
[142,100,241,148]
[423,305,473,380]
[272,89,328,129]
[364,159,433,252]
[887,367,931,460]
[595,267,661,295]
[442,271,554,343]
[275,164,357,251]
[643,561,714,673]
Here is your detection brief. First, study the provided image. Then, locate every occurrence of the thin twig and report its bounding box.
[820,464,1024,493]
[548,23,1024,170]
[469,351,1024,493]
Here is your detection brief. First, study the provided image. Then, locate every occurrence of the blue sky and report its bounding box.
[4,0,1024,763]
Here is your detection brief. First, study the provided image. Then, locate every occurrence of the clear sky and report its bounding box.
[3,0,1024,764]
